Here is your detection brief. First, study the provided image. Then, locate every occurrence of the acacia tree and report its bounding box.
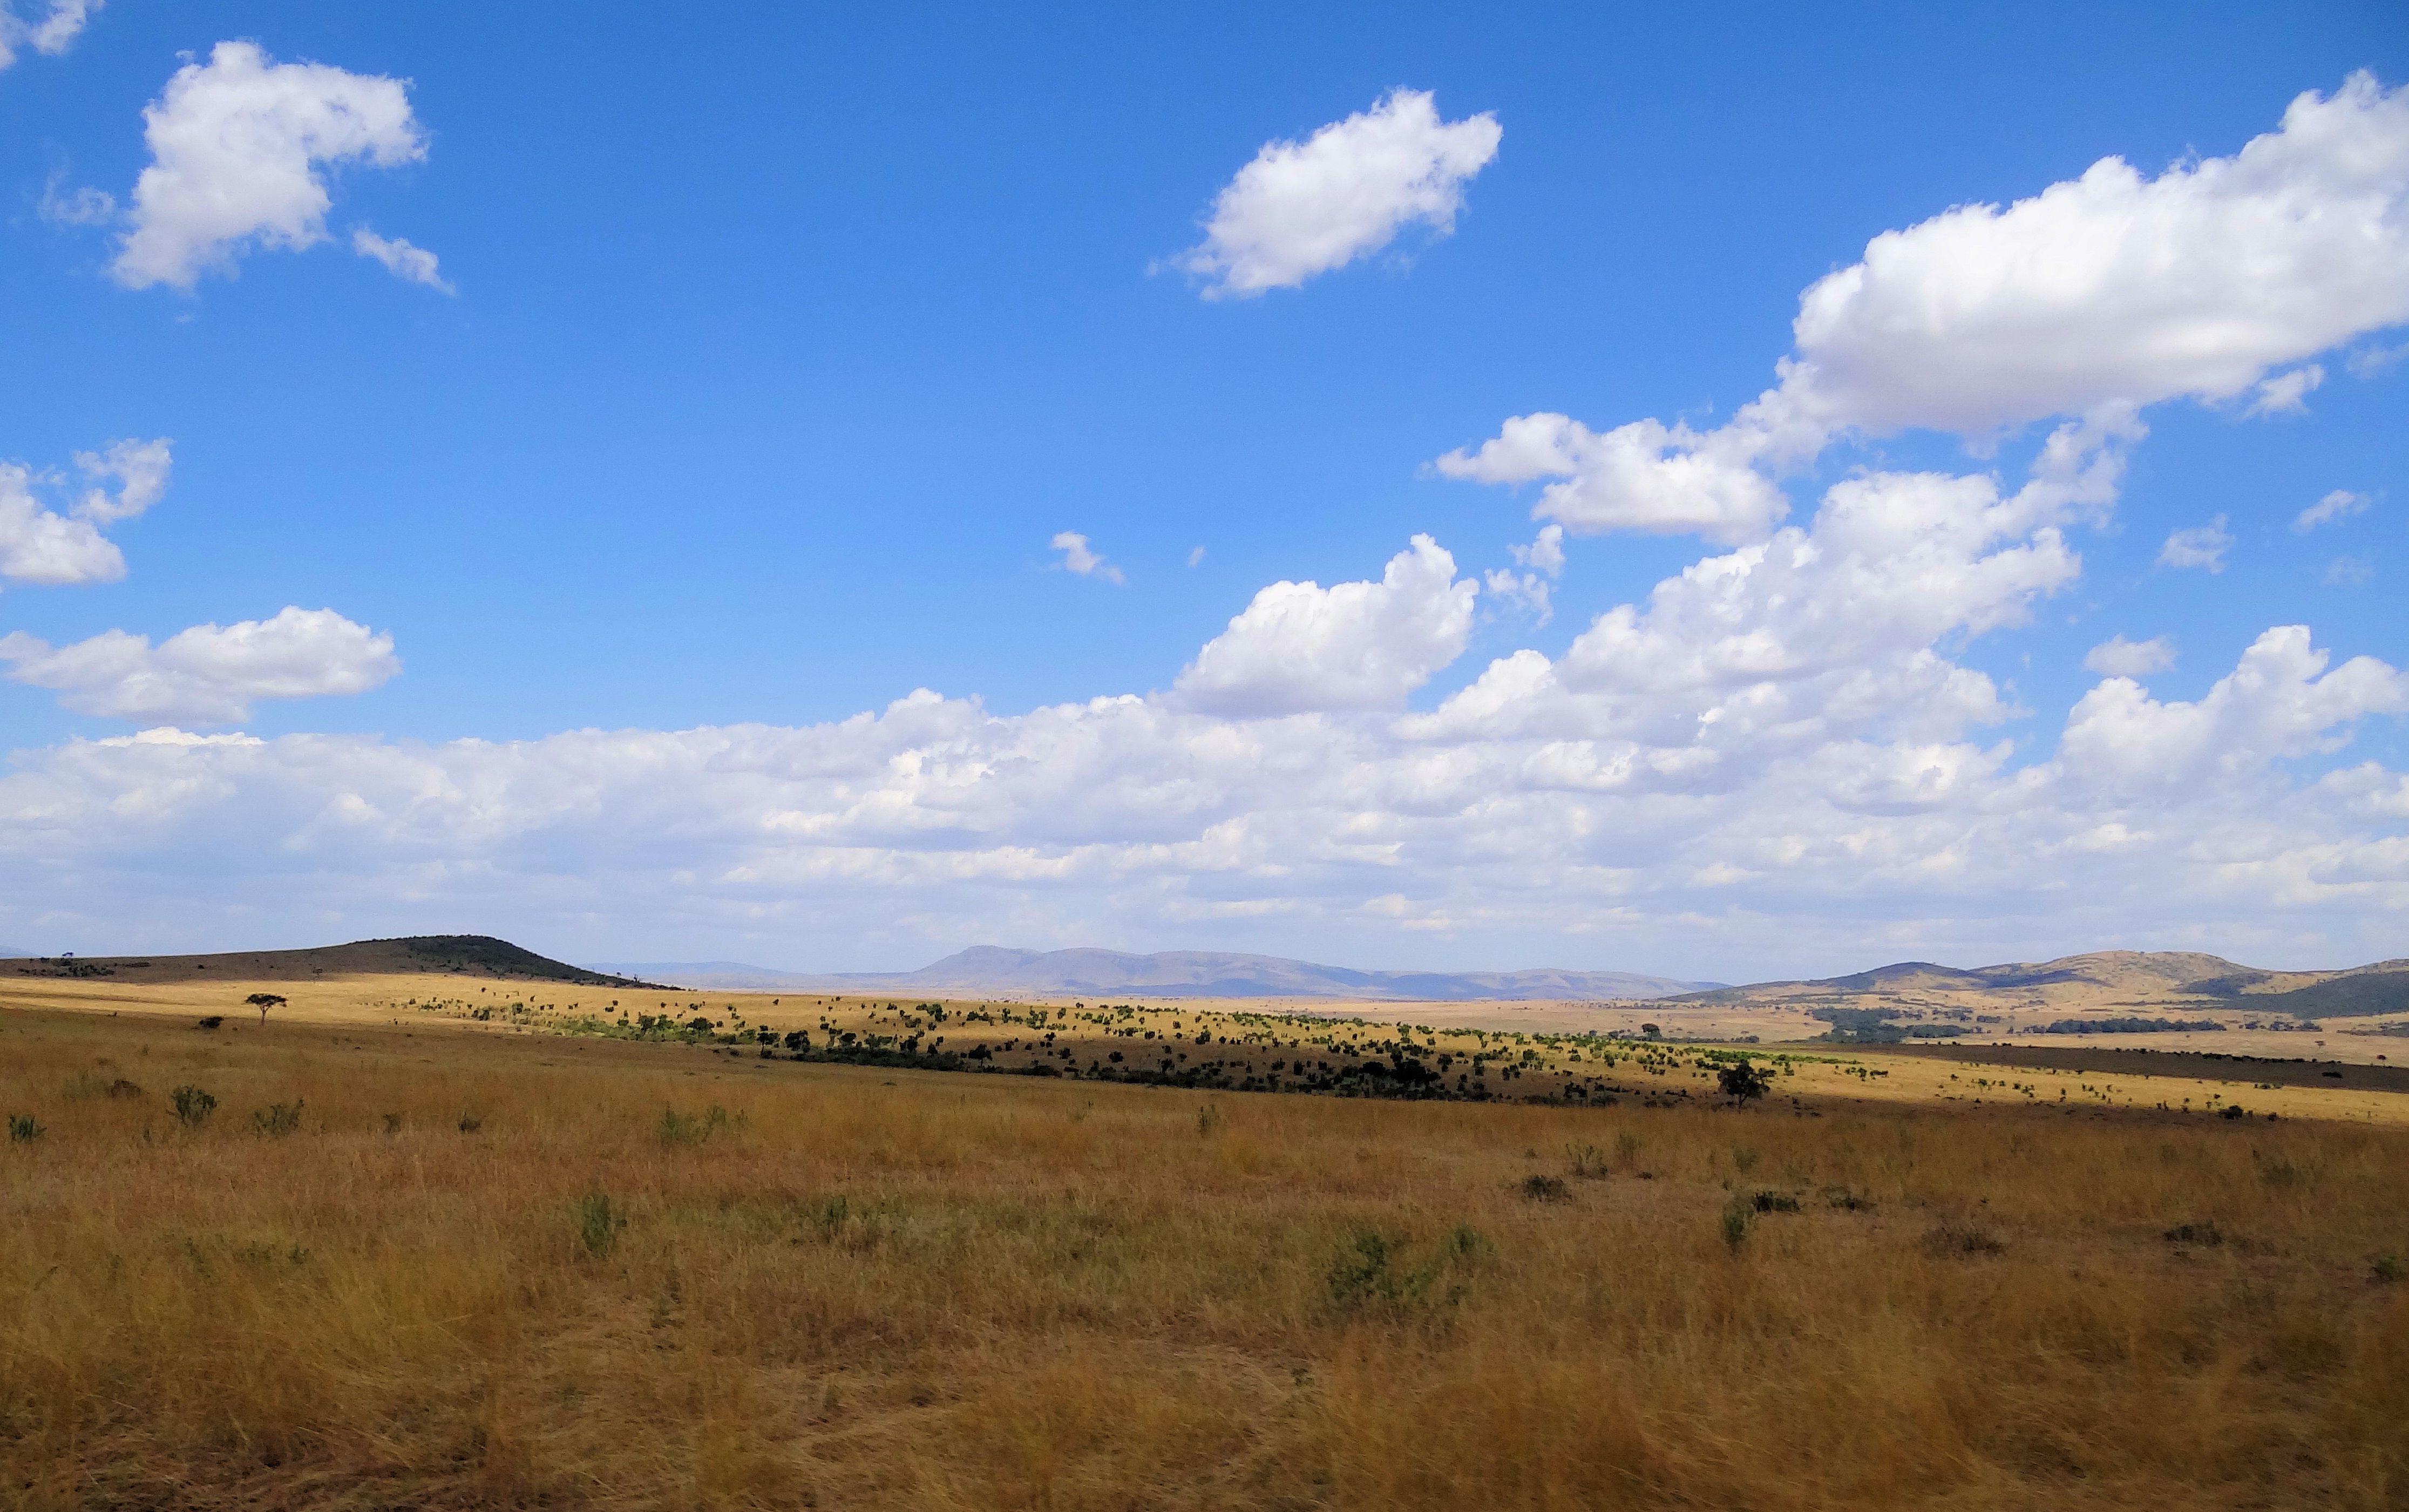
[245,992,287,1026]
[1718,1061,1772,1106]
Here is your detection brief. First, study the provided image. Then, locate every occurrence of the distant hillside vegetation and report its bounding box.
[380,935,658,986]
[2232,970,2409,1019]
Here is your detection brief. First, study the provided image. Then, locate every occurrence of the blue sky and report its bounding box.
[1,1,2404,976]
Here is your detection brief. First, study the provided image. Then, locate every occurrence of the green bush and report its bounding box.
[252,1100,305,1137]
[575,1192,625,1258]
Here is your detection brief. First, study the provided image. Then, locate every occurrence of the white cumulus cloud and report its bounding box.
[1175,535,1477,715]
[1171,88,1500,298]
[2295,489,2370,532]
[113,42,431,291]
[1050,532,1124,584]
[0,607,399,724]
[1,464,121,587]
[351,227,453,293]
[2245,364,2324,416]
[2060,626,2408,795]
[0,440,171,589]
[1434,412,1792,544]
[72,437,172,525]
[1781,72,2409,434]
[2159,516,2234,573]
[1441,73,2409,544]
[2085,635,2176,677]
[0,0,97,70]
[1,604,2398,975]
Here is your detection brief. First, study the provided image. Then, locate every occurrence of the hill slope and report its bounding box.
[1669,949,2409,1021]
[5,935,664,989]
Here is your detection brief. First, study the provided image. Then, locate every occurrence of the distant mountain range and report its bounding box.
[582,946,1720,1001]
[1672,950,2409,1018]
[15,934,2401,1017]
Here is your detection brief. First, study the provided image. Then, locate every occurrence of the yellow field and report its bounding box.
[21,967,2393,1126]
[5,977,2408,1509]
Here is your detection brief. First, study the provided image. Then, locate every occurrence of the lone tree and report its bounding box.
[245,992,286,1026]
[1718,1060,1773,1106]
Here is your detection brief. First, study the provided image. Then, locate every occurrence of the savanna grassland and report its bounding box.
[5,994,2408,1511]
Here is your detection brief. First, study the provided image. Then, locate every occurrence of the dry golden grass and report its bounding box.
[5,1002,2407,1510]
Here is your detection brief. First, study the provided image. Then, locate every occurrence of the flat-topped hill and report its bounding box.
[3,934,663,989]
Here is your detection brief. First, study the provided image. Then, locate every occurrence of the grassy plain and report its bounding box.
[4,975,2408,1509]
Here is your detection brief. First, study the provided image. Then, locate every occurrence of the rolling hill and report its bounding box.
[1671,950,2409,1018]
[3,935,666,989]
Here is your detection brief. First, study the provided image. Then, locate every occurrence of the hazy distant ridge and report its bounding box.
[585,945,1718,1001]
[1668,950,2409,1019]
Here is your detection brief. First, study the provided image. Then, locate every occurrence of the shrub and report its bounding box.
[1327,1231,1409,1307]
[252,1100,305,1137]
[7,1114,42,1143]
[575,1192,625,1258]
[812,1196,851,1240]
[170,1085,218,1126]
[1519,1174,1570,1203]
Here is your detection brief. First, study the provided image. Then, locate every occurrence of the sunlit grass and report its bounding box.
[4,1006,2405,1509]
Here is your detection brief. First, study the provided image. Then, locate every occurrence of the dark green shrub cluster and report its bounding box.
[252,1100,305,1136]
[170,1085,218,1126]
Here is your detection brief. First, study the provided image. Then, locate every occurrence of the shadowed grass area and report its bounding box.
[3,1006,2405,1510]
